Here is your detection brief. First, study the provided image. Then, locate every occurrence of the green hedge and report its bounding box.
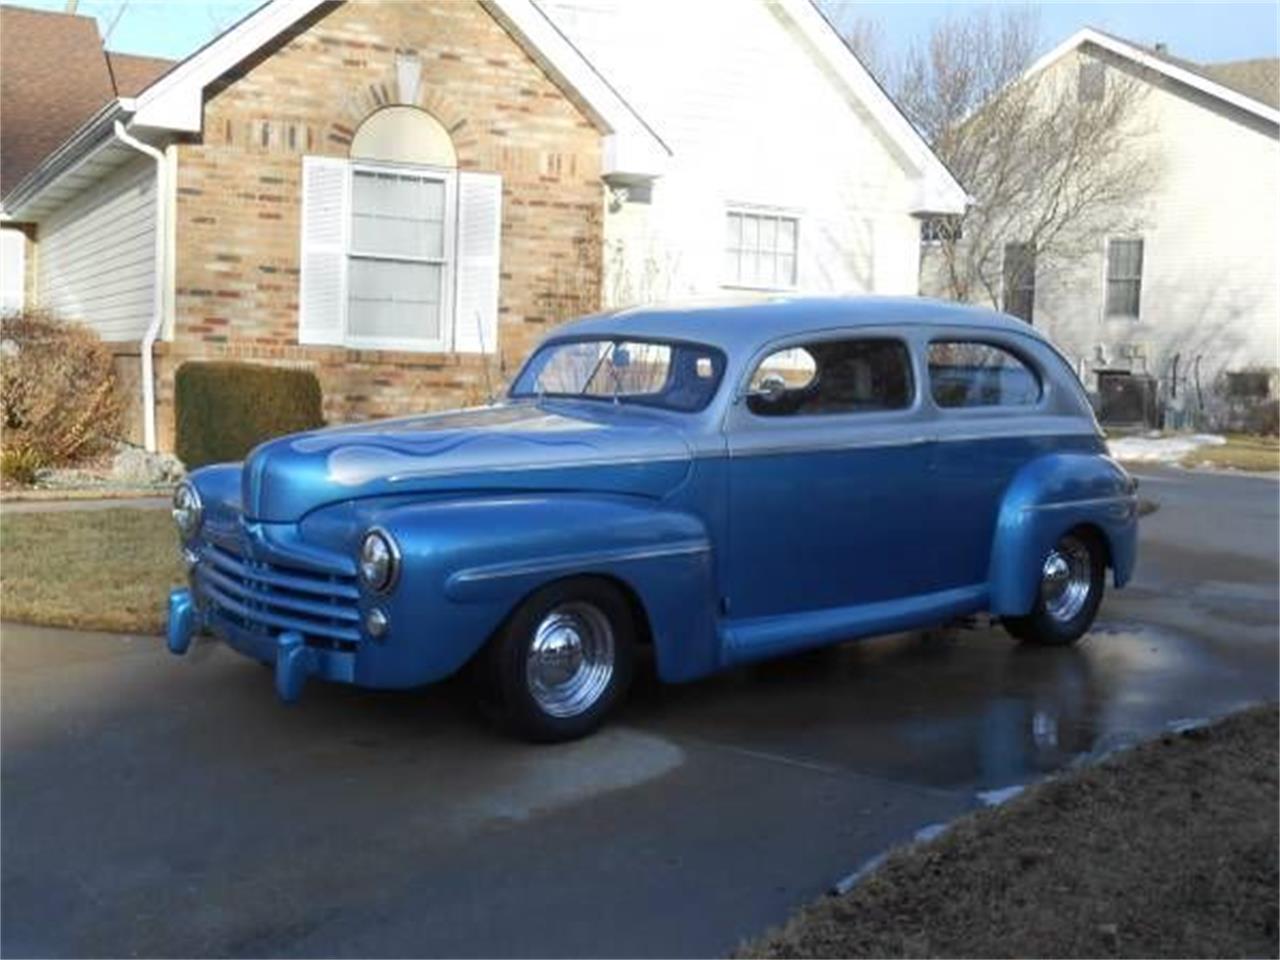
[175,362,324,468]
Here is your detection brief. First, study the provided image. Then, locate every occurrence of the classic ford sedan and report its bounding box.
[167,297,1138,740]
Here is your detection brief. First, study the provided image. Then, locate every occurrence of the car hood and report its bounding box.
[241,401,694,522]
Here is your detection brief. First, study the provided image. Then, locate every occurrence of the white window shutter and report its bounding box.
[453,171,503,354]
[298,156,349,345]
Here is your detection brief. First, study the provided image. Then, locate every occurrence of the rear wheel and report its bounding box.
[479,578,635,742]
[1003,531,1105,646]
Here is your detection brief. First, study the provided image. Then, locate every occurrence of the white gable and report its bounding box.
[542,0,962,300]
[1024,28,1280,126]
[540,0,965,214]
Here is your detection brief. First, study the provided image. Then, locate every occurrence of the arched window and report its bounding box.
[346,108,457,349]
[299,106,501,356]
[350,105,457,168]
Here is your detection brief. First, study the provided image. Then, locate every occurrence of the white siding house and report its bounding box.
[36,157,157,341]
[927,29,1279,426]
[546,0,959,305]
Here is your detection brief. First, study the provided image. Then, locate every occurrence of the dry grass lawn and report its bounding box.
[741,705,1279,959]
[0,508,183,633]
[1183,434,1280,473]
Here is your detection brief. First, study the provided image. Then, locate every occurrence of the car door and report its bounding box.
[723,331,936,623]
[924,336,1049,588]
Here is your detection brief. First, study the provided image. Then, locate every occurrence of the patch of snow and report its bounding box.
[1107,432,1225,463]
[1166,716,1211,734]
[830,852,889,896]
[977,784,1026,806]
[913,822,949,843]
[829,822,953,896]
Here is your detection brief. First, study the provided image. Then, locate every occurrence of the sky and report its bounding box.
[8,0,1279,66]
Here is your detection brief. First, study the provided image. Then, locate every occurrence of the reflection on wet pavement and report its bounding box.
[620,469,1280,800]
[627,608,1276,796]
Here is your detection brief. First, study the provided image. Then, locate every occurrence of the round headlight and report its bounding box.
[172,481,203,539]
[358,529,399,593]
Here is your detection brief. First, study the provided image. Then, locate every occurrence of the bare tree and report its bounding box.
[835,12,889,90]
[836,6,1160,309]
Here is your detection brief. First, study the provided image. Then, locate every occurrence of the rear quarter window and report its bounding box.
[928,341,1041,408]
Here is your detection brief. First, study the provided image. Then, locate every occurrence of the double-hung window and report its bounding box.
[1105,238,1144,319]
[298,156,502,355]
[725,209,798,289]
[347,167,452,349]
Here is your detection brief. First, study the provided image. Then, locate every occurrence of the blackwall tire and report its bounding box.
[481,577,636,742]
[1004,530,1106,647]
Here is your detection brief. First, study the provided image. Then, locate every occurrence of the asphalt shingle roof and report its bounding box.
[106,51,175,97]
[1088,28,1279,111]
[0,4,174,198]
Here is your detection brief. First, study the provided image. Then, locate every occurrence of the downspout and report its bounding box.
[112,120,165,452]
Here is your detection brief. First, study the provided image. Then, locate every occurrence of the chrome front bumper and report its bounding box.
[167,587,356,702]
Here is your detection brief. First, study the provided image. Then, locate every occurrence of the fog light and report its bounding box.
[365,608,389,639]
[182,547,200,570]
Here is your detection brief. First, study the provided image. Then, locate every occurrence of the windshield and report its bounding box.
[510,338,726,412]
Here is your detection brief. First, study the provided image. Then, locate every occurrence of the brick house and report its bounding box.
[0,0,966,454]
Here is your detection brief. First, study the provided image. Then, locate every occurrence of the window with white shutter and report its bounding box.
[453,171,503,355]
[297,158,502,354]
[298,156,349,345]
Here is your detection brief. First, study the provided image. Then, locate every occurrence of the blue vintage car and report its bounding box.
[167,297,1138,740]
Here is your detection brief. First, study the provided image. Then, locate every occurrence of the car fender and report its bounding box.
[363,494,719,686]
[988,452,1138,616]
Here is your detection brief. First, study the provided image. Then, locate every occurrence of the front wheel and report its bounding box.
[479,578,636,742]
[1003,531,1106,646]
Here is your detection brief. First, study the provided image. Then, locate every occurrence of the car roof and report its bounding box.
[549,296,1042,354]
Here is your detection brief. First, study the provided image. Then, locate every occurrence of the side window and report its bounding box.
[928,341,1041,408]
[747,338,913,417]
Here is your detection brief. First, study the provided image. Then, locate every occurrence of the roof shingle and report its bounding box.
[1088,29,1279,111]
[1199,58,1280,110]
[106,50,175,97]
[0,4,116,197]
[0,4,175,200]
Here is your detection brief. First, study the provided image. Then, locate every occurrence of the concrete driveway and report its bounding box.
[2,465,1276,957]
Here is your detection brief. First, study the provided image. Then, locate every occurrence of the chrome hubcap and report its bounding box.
[1040,535,1093,623]
[526,603,615,718]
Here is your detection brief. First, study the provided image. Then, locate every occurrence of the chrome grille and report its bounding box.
[195,540,361,644]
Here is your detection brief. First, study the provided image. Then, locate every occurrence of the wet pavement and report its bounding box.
[2,464,1276,957]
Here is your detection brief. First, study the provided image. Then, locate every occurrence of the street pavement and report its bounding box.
[2,465,1276,957]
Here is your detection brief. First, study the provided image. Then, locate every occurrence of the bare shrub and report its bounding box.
[0,311,123,483]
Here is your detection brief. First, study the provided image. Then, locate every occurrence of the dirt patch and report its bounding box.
[0,508,184,633]
[740,705,1279,959]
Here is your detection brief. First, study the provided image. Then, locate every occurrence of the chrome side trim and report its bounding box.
[730,435,932,458]
[1023,494,1136,512]
[449,540,711,586]
[728,427,1099,460]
